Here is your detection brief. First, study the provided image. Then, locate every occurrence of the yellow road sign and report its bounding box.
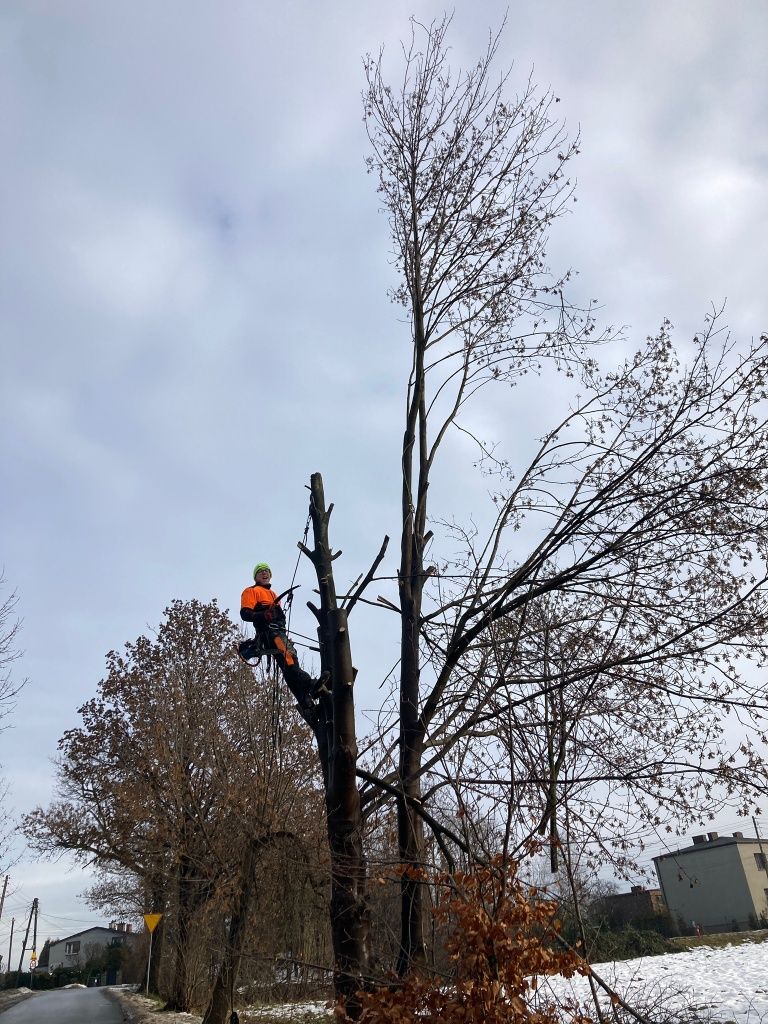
[143,913,163,933]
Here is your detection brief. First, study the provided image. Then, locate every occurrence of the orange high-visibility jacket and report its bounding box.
[240,584,281,621]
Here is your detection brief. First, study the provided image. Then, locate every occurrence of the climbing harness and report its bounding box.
[236,634,272,666]
[236,586,300,665]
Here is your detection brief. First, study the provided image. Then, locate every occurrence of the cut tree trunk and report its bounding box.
[305,473,370,1015]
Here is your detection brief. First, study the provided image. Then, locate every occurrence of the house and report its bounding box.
[45,921,137,979]
[654,831,768,933]
[593,885,666,927]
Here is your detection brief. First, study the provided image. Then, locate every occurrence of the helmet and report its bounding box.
[253,563,271,579]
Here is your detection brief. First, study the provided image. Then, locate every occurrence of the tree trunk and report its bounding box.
[166,854,195,1012]
[327,607,369,1016]
[306,473,370,1014]
[202,839,260,1024]
[146,880,166,996]
[395,281,429,974]
[396,603,427,974]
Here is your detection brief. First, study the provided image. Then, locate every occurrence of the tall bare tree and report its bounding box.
[357,15,768,976]
[362,14,602,970]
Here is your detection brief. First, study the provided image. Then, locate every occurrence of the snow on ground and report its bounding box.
[110,943,768,1023]
[538,942,768,1023]
[243,942,768,1023]
[245,1004,330,1020]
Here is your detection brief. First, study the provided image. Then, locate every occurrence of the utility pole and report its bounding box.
[0,876,8,925]
[29,900,38,987]
[6,918,13,982]
[15,900,36,985]
[0,874,7,981]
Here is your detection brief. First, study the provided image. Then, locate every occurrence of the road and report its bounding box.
[0,987,123,1022]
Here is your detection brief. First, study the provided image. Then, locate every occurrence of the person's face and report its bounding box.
[255,568,272,586]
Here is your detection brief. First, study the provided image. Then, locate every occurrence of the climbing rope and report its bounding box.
[285,511,311,639]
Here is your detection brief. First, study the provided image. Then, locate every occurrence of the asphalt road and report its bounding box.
[0,987,123,1022]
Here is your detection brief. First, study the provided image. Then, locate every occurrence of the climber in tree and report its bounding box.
[239,563,327,713]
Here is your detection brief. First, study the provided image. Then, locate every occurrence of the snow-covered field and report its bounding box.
[538,942,768,1023]
[243,943,768,1023]
[112,942,768,1023]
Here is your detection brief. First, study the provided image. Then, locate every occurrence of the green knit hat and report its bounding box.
[253,563,271,579]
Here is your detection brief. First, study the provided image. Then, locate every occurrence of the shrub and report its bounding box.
[353,858,592,1024]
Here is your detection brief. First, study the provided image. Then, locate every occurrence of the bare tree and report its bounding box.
[285,10,591,988]
[347,313,768,981]
[0,576,24,722]
[264,19,768,1007]
[404,316,768,856]
[355,15,768,977]
[361,14,605,971]
[0,574,25,869]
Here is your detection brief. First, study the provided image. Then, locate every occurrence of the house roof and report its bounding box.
[654,834,767,862]
[51,926,135,945]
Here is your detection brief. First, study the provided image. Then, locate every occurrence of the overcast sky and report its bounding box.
[2,1,767,954]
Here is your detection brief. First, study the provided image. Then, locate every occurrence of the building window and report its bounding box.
[65,941,80,955]
[754,853,768,871]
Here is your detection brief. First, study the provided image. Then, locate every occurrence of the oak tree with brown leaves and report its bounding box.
[24,599,322,1017]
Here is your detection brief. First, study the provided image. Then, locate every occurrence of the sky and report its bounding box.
[1,0,767,961]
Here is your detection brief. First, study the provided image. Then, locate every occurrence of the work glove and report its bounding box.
[251,603,273,625]
[253,602,286,628]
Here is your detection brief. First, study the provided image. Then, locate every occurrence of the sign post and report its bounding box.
[143,914,163,995]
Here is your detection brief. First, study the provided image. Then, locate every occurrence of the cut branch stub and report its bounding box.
[297,541,315,561]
